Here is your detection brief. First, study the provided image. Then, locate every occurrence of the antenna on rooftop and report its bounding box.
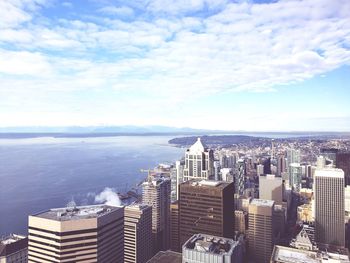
[66,200,77,211]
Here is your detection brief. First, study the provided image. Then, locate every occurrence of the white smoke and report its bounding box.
[94,187,121,207]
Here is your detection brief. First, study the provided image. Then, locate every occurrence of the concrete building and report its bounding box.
[0,235,27,263]
[183,138,214,181]
[179,180,234,247]
[142,176,171,254]
[124,204,153,263]
[297,203,314,223]
[28,204,124,262]
[259,174,283,205]
[170,201,180,252]
[270,245,350,263]
[235,159,246,195]
[314,168,345,247]
[345,186,350,220]
[248,199,275,263]
[182,234,243,263]
[289,163,302,192]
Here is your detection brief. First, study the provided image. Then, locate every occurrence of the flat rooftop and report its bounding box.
[271,245,350,263]
[147,250,181,263]
[183,179,230,189]
[33,204,121,221]
[184,234,238,256]
[0,234,26,245]
[250,199,275,207]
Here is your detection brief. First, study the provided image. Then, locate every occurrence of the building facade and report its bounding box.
[142,176,171,254]
[314,168,345,247]
[124,204,152,263]
[248,199,275,263]
[179,180,234,247]
[28,204,124,263]
[170,201,180,252]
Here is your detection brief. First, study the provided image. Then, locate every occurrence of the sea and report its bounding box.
[0,135,184,235]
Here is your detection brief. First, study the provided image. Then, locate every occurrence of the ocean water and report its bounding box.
[0,136,184,235]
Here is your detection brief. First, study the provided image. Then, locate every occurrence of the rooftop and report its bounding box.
[147,250,181,263]
[271,245,350,263]
[184,234,239,256]
[0,234,27,257]
[188,137,207,154]
[250,199,275,207]
[0,234,26,245]
[315,168,345,178]
[32,204,121,221]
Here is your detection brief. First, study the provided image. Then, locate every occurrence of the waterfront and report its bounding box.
[0,135,184,235]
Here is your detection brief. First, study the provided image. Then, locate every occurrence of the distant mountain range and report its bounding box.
[0,125,223,134]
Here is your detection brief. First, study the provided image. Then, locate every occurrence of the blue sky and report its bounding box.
[0,0,349,131]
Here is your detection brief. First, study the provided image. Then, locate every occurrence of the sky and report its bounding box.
[0,0,349,132]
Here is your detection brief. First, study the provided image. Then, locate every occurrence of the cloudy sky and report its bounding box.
[0,0,349,131]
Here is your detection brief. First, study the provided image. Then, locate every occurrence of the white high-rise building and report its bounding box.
[259,174,283,205]
[142,176,171,255]
[183,138,214,181]
[175,160,184,200]
[314,168,345,247]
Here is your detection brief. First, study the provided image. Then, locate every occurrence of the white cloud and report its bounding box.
[98,6,135,17]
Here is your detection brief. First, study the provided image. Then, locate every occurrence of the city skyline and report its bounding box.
[1,0,350,131]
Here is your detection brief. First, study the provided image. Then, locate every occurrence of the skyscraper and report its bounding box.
[28,204,124,263]
[286,149,301,173]
[124,204,153,263]
[276,154,286,176]
[175,160,185,200]
[142,176,171,254]
[235,159,246,195]
[289,163,302,192]
[183,138,214,181]
[314,168,345,247]
[259,174,283,205]
[179,180,234,246]
[170,201,180,252]
[248,199,275,263]
[336,152,350,185]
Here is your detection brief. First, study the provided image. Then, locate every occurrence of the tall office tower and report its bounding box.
[142,176,171,254]
[259,174,283,205]
[263,157,272,175]
[235,159,246,195]
[227,155,236,168]
[337,152,350,185]
[320,148,338,166]
[276,154,286,176]
[234,210,247,234]
[286,149,301,173]
[175,160,185,200]
[124,204,152,263]
[28,204,124,263]
[257,164,264,177]
[182,234,243,263]
[314,168,345,247]
[213,161,221,181]
[248,199,275,263]
[289,163,302,192]
[170,201,180,252]
[183,138,214,181]
[0,234,27,263]
[179,180,234,246]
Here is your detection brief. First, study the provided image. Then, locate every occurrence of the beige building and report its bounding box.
[234,210,247,234]
[314,168,345,247]
[28,204,124,262]
[259,174,283,205]
[297,203,314,223]
[124,204,152,263]
[248,199,275,263]
[170,201,180,252]
[0,235,27,263]
[142,176,171,255]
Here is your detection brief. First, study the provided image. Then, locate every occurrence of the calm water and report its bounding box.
[0,136,184,235]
